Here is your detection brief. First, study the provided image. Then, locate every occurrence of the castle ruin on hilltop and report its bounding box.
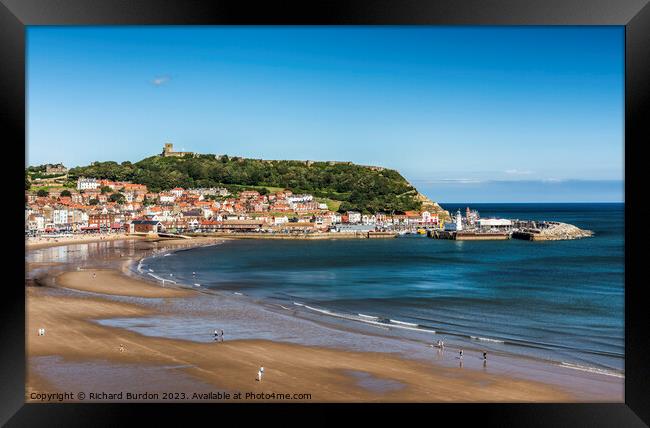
[161,143,195,158]
[160,143,385,171]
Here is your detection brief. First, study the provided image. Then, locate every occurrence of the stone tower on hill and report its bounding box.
[161,143,195,158]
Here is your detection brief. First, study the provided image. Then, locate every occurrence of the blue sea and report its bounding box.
[142,203,624,373]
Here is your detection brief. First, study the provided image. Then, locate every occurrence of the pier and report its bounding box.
[427,208,592,241]
[429,230,510,240]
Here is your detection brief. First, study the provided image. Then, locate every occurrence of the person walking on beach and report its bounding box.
[260,366,264,378]
[92,272,96,279]
[220,329,224,343]
[483,351,487,362]
[459,349,463,360]
[119,344,126,353]
[214,329,219,342]
[256,368,262,382]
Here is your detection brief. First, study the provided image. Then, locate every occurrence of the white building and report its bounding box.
[478,218,512,228]
[184,218,199,230]
[28,215,45,231]
[273,216,289,225]
[201,208,214,219]
[347,211,361,224]
[171,187,185,198]
[77,177,100,190]
[361,214,377,224]
[159,193,176,203]
[421,211,439,225]
[287,194,313,204]
[52,209,69,225]
[335,224,375,233]
[444,210,464,232]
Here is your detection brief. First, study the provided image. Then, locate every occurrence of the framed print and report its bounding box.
[2,0,649,425]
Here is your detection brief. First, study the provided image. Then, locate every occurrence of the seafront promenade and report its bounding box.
[25,214,593,247]
[188,231,398,239]
[26,232,135,249]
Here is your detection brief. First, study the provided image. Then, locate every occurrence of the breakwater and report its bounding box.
[511,222,594,241]
[429,230,510,241]
[429,221,593,241]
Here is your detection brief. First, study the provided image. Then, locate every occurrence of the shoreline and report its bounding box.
[26,238,623,402]
[134,242,624,378]
[26,233,140,250]
[134,238,623,376]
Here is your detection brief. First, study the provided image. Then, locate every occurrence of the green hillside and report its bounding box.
[64,154,442,214]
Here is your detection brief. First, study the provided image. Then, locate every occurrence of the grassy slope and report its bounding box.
[46,154,445,214]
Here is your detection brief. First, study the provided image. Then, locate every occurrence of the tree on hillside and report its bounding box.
[100,186,112,194]
[109,193,126,204]
[66,154,427,214]
[89,198,99,205]
[60,190,71,197]
[37,189,48,197]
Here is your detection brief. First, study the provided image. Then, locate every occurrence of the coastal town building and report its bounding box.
[128,220,164,233]
[159,193,176,203]
[171,187,185,198]
[27,175,452,237]
[77,177,100,190]
[347,211,362,224]
[52,209,69,225]
[334,224,375,233]
[477,218,512,230]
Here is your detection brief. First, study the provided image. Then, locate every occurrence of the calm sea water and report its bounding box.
[143,203,624,373]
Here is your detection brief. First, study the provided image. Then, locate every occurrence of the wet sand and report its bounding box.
[25,238,620,402]
[57,270,191,298]
[26,233,136,250]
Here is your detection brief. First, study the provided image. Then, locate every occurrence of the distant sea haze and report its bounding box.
[143,203,624,373]
[417,180,624,203]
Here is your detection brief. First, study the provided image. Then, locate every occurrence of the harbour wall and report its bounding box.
[429,230,510,240]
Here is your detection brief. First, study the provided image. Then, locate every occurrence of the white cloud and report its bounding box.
[151,76,171,86]
[504,169,533,175]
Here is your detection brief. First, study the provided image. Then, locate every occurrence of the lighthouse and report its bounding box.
[455,209,463,231]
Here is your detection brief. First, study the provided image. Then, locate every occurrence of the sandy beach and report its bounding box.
[25,238,621,403]
[26,233,137,250]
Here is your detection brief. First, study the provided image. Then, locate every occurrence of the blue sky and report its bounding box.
[27,26,624,202]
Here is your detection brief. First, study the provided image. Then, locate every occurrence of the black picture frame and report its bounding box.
[3,0,648,425]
